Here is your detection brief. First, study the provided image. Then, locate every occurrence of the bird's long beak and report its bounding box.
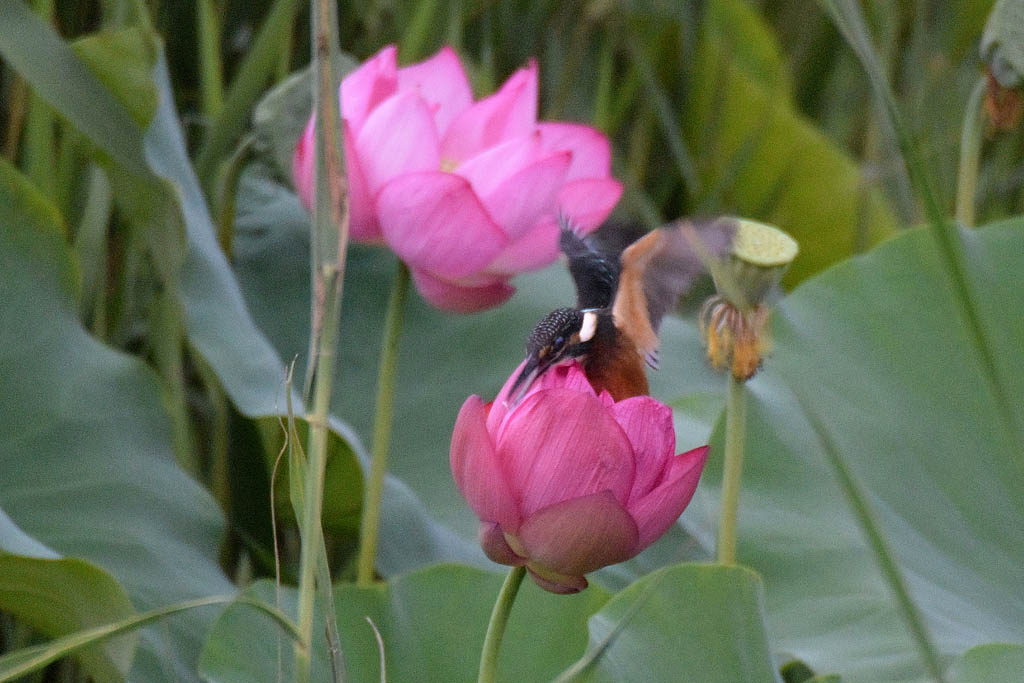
[507,353,551,406]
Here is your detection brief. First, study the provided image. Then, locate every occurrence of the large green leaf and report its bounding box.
[0,12,381,573]
[141,59,476,571]
[0,2,148,175]
[949,644,1024,683]
[0,5,315,428]
[0,160,232,680]
[0,510,56,559]
[561,564,779,683]
[199,565,610,682]
[685,220,1024,681]
[142,53,295,417]
[71,27,158,126]
[0,552,136,682]
[0,595,277,682]
[684,0,898,283]
[257,417,364,538]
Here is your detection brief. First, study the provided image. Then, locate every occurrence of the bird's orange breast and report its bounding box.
[584,334,649,401]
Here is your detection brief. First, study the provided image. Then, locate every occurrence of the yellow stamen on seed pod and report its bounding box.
[700,218,795,381]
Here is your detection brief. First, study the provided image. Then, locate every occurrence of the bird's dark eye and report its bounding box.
[554,336,565,348]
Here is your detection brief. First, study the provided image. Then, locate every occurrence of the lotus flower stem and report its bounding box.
[356,260,410,587]
[955,76,986,227]
[478,566,526,683]
[717,374,747,564]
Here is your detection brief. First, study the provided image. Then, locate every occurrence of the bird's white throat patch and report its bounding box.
[579,311,598,342]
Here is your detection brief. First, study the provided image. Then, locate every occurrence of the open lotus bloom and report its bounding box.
[450,361,707,593]
[293,45,622,313]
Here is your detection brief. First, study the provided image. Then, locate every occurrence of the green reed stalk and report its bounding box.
[716,374,746,564]
[356,260,410,587]
[293,0,348,677]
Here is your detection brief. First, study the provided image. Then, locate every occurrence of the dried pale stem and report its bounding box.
[477,566,526,683]
[294,273,342,683]
[356,260,410,587]
[716,374,746,564]
[294,0,348,677]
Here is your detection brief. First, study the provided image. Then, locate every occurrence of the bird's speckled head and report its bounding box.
[509,307,600,403]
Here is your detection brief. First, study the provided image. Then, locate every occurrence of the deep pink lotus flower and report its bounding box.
[293,45,622,313]
[450,361,707,593]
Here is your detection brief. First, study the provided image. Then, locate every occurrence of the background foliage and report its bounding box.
[0,0,1022,681]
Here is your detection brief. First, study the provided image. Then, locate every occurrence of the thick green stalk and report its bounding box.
[716,374,746,564]
[275,18,295,81]
[194,0,301,189]
[2,75,27,161]
[214,135,255,258]
[955,76,986,227]
[73,165,112,333]
[22,0,56,199]
[193,353,229,508]
[197,0,225,118]
[22,93,55,200]
[592,38,615,133]
[399,0,444,61]
[318,541,344,683]
[151,292,196,474]
[628,41,699,197]
[477,566,526,683]
[356,261,410,587]
[53,125,83,222]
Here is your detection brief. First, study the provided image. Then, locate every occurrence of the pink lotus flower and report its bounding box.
[293,45,622,313]
[450,361,707,593]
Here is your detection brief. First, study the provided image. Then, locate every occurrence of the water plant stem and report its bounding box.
[294,271,343,683]
[478,566,526,683]
[194,0,301,189]
[196,0,224,118]
[356,260,410,587]
[955,76,986,227]
[294,0,347,676]
[717,374,746,564]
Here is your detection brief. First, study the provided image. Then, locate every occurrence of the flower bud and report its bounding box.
[450,362,707,593]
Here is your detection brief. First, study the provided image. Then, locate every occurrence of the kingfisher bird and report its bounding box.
[508,217,735,402]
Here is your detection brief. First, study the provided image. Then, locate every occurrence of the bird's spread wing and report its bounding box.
[612,218,737,366]
[559,217,620,310]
